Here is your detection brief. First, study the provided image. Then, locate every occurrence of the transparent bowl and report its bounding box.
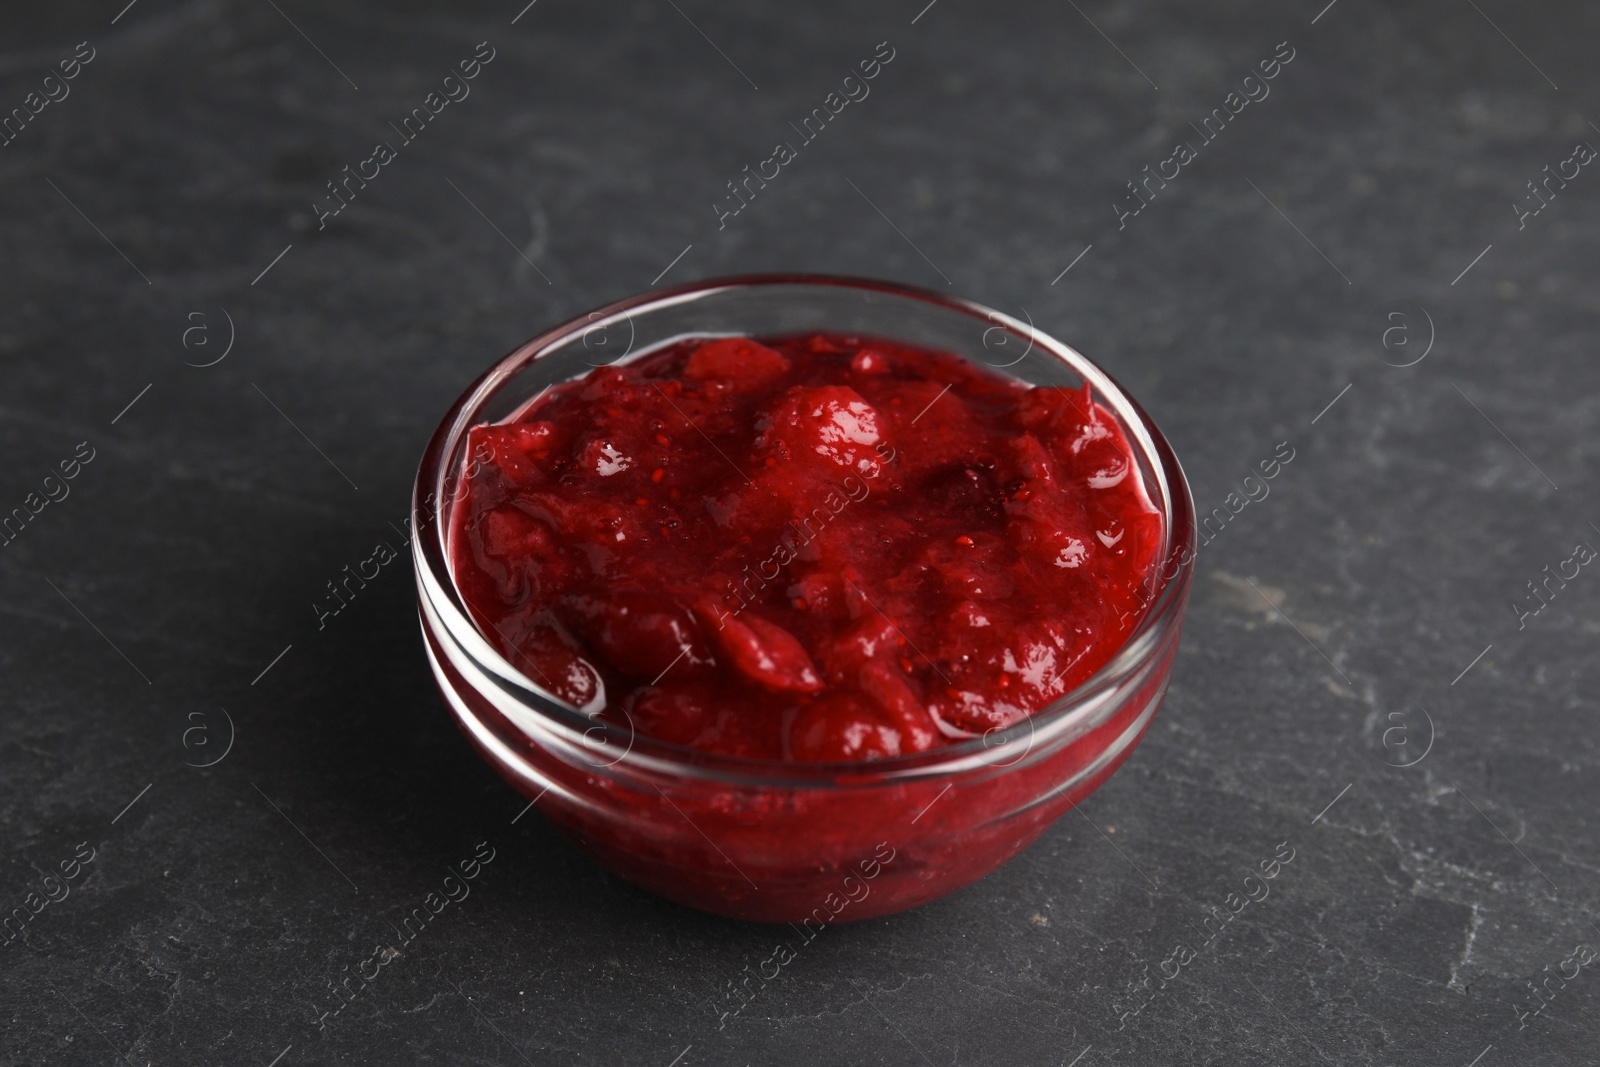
[412,275,1195,923]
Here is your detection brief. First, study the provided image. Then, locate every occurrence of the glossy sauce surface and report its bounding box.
[451,332,1162,761]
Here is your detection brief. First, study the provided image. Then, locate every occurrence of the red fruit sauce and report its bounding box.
[449,332,1162,762]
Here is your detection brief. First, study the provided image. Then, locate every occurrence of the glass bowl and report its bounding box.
[412,274,1195,923]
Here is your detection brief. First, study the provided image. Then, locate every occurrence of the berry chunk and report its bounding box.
[790,694,902,761]
[684,336,791,392]
[558,589,711,681]
[702,604,824,694]
[756,385,886,479]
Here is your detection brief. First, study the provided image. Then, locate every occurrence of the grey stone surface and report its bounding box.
[2,0,1598,1063]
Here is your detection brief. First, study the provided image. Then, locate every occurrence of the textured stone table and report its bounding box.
[3,0,1598,1063]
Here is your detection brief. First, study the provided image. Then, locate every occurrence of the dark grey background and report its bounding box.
[3,0,1598,1063]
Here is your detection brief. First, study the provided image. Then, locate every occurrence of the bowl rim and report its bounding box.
[412,272,1197,786]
